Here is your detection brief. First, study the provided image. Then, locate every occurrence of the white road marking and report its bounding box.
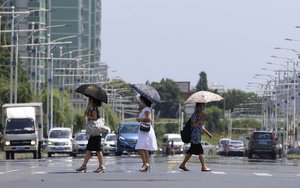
[211,171,226,175]
[253,172,272,176]
[32,171,47,174]
[0,169,19,175]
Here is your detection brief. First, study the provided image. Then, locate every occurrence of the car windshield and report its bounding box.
[169,137,182,142]
[49,130,71,139]
[253,132,272,140]
[106,135,116,141]
[220,140,230,144]
[75,134,88,141]
[6,118,35,134]
[119,124,139,133]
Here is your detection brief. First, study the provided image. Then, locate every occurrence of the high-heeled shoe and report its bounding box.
[76,165,87,172]
[139,164,150,172]
[94,166,105,173]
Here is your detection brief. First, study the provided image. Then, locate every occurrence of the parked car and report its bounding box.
[72,132,88,156]
[46,127,73,157]
[115,122,139,156]
[216,138,231,155]
[102,133,117,156]
[247,131,277,159]
[183,141,215,156]
[162,133,184,155]
[287,146,300,155]
[225,140,245,156]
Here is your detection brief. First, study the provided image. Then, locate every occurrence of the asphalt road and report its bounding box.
[0,155,299,188]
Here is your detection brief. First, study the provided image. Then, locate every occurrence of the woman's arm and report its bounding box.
[136,111,151,123]
[202,127,212,139]
[192,114,206,127]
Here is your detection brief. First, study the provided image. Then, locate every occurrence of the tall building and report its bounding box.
[2,0,106,101]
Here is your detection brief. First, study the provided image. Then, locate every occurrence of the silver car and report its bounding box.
[72,133,88,156]
[225,140,245,156]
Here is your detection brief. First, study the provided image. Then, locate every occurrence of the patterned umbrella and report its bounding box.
[75,84,108,104]
[185,91,223,104]
[131,84,161,105]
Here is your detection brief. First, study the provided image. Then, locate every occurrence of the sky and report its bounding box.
[101,0,300,91]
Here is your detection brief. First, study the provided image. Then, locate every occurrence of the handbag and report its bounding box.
[86,118,106,136]
[140,123,150,132]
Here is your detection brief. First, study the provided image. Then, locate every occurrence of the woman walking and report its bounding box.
[135,95,158,172]
[179,103,212,172]
[76,97,105,173]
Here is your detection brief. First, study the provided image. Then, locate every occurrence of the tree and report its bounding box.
[152,79,183,118]
[196,71,208,91]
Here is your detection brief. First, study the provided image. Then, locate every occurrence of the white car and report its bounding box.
[102,133,117,155]
[46,127,73,157]
[162,133,184,155]
[216,138,231,156]
[183,141,216,156]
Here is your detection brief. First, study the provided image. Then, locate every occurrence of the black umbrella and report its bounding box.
[75,84,108,104]
[131,84,161,105]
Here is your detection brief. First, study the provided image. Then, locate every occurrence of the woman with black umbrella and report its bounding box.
[135,95,158,172]
[76,97,105,173]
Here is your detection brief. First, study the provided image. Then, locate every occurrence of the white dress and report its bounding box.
[135,107,158,151]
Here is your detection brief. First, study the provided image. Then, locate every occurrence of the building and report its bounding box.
[2,0,106,103]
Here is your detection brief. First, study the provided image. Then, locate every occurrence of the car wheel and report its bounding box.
[48,153,52,157]
[115,151,122,156]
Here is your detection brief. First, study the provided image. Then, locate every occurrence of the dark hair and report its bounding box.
[140,95,152,107]
[90,97,102,107]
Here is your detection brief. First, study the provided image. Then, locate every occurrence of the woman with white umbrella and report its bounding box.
[179,91,223,172]
[179,102,212,172]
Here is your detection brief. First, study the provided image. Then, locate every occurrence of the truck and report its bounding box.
[1,103,43,159]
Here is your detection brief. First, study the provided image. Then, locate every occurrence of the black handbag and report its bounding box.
[140,123,150,132]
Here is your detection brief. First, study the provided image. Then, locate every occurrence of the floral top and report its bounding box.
[190,112,203,144]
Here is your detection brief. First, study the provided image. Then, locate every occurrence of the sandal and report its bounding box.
[94,166,105,173]
[179,165,189,171]
[201,168,211,172]
[76,165,87,172]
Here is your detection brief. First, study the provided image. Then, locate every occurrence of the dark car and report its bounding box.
[247,131,277,160]
[115,122,139,156]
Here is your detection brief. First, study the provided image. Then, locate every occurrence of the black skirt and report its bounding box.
[186,143,204,155]
[86,135,102,151]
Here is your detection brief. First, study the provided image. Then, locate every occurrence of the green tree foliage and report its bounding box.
[196,71,208,91]
[222,89,255,112]
[152,79,183,118]
[204,106,225,132]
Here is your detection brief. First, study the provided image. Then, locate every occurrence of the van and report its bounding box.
[115,122,139,156]
[162,133,184,155]
[46,127,73,157]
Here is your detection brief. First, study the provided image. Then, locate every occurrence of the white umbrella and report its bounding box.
[185,91,223,104]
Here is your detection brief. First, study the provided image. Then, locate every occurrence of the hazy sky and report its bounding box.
[101,0,300,91]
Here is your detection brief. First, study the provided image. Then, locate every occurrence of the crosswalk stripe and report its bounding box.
[211,171,226,175]
[253,172,272,176]
[32,171,47,174]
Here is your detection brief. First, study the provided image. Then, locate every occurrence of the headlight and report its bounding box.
[30,140,36,145]
[5,140,10,146]
[119,136,125,141]
[47,141,53,145]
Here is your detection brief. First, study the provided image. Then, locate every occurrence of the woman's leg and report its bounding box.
[145,150,150,164]
[179,153,192,171]
[138,149,147,166]
[82,150,91,166]
[199,154,210,171]
[97,151,104,167]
